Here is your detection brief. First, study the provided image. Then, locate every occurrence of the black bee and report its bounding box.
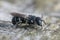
[11,12,45,29]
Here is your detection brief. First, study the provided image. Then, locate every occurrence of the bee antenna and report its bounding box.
[42,20,46,25]
[41,14,43,18]
[41,14,46,25]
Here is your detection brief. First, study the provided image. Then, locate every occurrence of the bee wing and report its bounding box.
[11,12,26,18]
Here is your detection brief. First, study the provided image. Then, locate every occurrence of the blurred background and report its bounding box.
[0,0,60,21]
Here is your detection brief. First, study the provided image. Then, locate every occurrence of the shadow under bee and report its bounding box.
[15,23,42,30]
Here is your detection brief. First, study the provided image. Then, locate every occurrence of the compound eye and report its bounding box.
[38,20,42,26]
[35,17,42,26]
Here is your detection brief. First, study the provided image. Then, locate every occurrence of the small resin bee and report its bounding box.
[11,12,45,29]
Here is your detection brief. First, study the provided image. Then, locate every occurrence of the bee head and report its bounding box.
[35,17,42,26]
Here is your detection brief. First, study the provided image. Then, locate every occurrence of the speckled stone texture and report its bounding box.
[0,0,60,40]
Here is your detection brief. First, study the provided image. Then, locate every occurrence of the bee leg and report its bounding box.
[12,23,18,29]
[23,19,29,29]
[42,20,46,25]
[28,24,34,29]
[15,22,21,28]
[24,26,28,30]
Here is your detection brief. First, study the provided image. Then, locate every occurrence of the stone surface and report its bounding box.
[0,0,60,40]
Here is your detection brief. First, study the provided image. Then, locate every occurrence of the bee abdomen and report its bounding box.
[12,16,20,25]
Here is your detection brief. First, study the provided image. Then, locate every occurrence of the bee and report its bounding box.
[11,12,45,29]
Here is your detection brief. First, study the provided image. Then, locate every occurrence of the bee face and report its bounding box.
[35,17,42,26]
